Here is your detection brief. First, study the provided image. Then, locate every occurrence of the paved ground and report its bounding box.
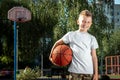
[0,77,67,80]
[0,78,67,80]
[35,77,68,80]
[36,79,67,80]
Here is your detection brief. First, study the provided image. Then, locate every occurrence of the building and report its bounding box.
[94,0,120,29]
[114,4,120,29]
[102,0,120,29]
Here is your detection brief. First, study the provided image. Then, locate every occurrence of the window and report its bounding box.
[117,12,119,15]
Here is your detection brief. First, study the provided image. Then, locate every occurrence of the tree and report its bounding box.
[109,29,120,54]
[0,0,22,69]
[53,0,90,41]
[89,0,114,74]
[17,0,58,68]
[0,0,117,71]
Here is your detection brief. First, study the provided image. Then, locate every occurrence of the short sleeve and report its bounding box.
[62,32,71,44]
[91,36,99,49]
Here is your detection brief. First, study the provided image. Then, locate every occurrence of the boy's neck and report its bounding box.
[78,29,88,33]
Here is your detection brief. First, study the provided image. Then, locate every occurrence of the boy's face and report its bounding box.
[77,15,92,32]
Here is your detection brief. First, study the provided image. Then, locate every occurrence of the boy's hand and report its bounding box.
[49,54,52,62]
[93,74,98,80]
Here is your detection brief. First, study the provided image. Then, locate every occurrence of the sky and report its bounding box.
[115,0,120,4]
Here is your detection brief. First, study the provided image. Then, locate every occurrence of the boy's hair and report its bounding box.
[79,10,92,17]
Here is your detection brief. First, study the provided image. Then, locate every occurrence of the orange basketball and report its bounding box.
[51,44,72,66]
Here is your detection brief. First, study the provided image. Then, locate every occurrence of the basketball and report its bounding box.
[51,44,72,66]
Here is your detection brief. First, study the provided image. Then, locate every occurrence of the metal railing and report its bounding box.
[105,55,120,75]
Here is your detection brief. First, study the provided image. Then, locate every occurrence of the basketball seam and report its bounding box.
[60,45,72,66]
[52,45,72,66]
[63,49,72,65]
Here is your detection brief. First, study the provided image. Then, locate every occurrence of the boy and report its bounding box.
[49,10,99,80]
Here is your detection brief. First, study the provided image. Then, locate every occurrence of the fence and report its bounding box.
[105,55,120,75]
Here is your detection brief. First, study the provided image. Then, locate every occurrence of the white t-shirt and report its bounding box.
[62,30,98,74]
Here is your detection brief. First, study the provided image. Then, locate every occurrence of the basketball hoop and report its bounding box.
[8,7,31,22]
[8,7,31,80]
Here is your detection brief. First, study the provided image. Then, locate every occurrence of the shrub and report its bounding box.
[17,66,41,80]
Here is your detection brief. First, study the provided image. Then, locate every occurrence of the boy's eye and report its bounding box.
[82,20,91,24]
[82,21,85,23]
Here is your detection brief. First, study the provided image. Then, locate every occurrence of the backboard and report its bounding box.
[8,7,31,22]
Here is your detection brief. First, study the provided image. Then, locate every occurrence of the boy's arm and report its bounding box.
[49,39,65,62]
[91,49,98,80]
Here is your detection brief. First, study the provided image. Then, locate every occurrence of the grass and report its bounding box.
[108,75,120,79]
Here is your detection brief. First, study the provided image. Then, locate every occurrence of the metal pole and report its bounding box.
[100,53,103,74]
[41,54,43,77]
[14,21,17,80]
[16,26,19,71]
[41,38,44,77]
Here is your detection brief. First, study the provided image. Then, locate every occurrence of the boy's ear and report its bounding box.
[77,20,79,25]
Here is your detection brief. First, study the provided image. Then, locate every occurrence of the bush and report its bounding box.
[17,66,41,80]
